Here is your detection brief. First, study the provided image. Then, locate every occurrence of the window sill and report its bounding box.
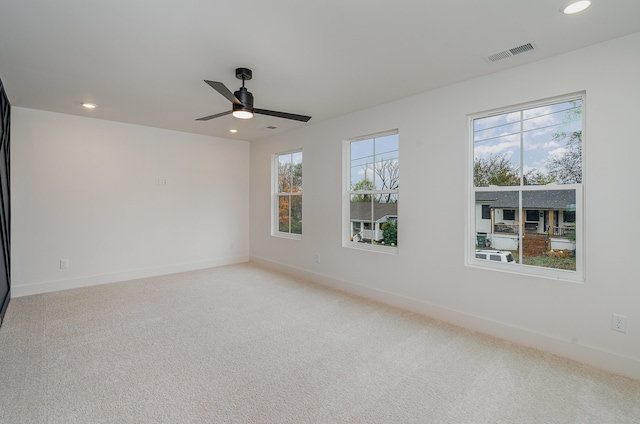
[272,232,302,241]
[344,241,398,255]
[466,260,584,284]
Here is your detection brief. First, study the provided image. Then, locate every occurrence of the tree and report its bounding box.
[374,159,399,202]
[278,159,302,233]
[474,154,520,186]
[350,178,375,202]
[545,100,582,184]
[278,161,302,193]
[523,169,556,186]
[545,130,582,184]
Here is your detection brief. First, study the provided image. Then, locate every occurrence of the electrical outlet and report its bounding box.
[60,259,69,269]
[611,314,627,333]
[315,254,320,263]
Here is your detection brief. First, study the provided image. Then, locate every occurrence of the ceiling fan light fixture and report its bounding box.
[232,109,253,119]
[561,0,591,14]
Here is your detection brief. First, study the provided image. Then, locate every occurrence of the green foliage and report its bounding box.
[382,221,397,246]
[351,178,375,202]
[473,154,520,186]
[522,254,576,271]
[546,130,582,184]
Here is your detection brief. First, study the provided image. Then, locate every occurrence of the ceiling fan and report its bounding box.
[196,68,312,122]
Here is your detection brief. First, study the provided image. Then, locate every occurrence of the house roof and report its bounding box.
[476,190,576,210]
[350,202,397,222]
[1,2,639,142]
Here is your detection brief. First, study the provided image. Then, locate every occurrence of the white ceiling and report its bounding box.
[1,0,639,142]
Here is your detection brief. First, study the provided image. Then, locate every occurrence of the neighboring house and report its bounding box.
[350,202,397,242]
[475,190,576,252]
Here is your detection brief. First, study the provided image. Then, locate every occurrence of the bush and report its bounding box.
[382,222,397,246]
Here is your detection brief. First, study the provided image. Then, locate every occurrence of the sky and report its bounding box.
[350,133,399,190]
[473,98,582,180]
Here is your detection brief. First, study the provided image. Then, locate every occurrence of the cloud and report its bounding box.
[474,135,519,159]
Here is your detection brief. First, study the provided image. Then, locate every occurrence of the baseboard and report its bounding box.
[251,255,640,381]
[12,255,250,298]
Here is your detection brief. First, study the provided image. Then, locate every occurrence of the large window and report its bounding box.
[345,130,398,251]
[274,150,302,237]
[470,94,584,280]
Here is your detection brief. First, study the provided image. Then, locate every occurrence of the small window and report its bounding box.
[564,211,576,223]
[526,210,539,221]
[345,130,398,251]
[476,253,487,259]
[490,254,501,262]
[274,150,302,237]
[481,204,491,220]
[503,210,516,221]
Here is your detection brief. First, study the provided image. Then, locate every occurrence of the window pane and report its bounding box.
[290,195,302,234]
[374,134,399,190]
[476,190,519,251]
[278,196,290,232]
[350,195,373,244]
[473,112,521,187]
[521,189,576,271]
[277,154,291,193]
[522,100,582,185]
[350,138,375,189]
[291,151,303,192]
[349,196,398,247]
[373,195,398,247]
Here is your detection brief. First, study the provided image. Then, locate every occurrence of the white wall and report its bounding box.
[250,33,640,379]
[12,108,250,296]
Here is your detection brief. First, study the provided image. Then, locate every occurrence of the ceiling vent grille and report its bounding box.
[485,42,537,63]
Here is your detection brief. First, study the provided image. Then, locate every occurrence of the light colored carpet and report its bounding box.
[0,263,638,423]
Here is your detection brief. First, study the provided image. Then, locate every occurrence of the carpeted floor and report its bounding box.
[1,263,639,423]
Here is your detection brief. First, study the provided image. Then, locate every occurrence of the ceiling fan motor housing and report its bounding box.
[234,87,254,112]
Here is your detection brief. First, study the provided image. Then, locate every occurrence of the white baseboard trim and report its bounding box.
[12,255,250,298]
[251,255,640,381]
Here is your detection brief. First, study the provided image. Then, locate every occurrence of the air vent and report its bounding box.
[484,42,537,63]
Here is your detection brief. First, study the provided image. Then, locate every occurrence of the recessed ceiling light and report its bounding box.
[82,103,97,109]
[229,129,238,133]
[561,0,591,14]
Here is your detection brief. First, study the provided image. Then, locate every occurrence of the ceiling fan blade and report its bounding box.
[195,110,232,121]
[254,108,312,122]
[204,80,243,106]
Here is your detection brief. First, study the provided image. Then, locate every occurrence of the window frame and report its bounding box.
[467,93,585,282]
[343,129,399,254]
[272,149,303,240]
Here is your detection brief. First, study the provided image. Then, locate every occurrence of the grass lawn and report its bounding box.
[512,251,576,271]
